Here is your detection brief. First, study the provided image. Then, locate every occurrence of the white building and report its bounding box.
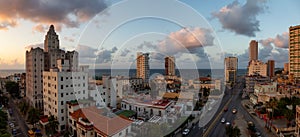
[43,59,88,131]
[248,60,268,77]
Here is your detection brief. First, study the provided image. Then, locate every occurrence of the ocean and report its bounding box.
[91,69,247,80]
[0,70,25,78]
[0,69,248,80]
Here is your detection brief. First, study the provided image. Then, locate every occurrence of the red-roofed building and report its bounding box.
[68,104,132,137]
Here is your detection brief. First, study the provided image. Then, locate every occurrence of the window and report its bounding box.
[61,85,63,89]
[83,83,85,87]
[66,77,68,79]
[66,93,69,95]
[83,90,85,94]
[61,93,63,97]
[83,76,85,80]
[61,109,64,113]
[61,101,63,105]
[61,77,63,81]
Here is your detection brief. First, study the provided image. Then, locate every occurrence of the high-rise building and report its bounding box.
[26,25,79,109]
[249,40,258,61]
[267,60,275,78]
[224,57,238,84]
[43,59,88,131]
[165,56,175,76]
[289,25,300,80]
[26,47,45,109]
[136,52,150,83]
[248,60,268,77]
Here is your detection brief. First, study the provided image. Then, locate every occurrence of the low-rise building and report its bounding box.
[68,103,132,137]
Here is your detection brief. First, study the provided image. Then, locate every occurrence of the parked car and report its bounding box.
[224,107,228,112]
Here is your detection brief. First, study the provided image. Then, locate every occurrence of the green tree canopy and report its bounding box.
[5,81,20,98]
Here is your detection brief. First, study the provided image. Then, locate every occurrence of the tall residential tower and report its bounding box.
[224,57,238,84]
[289,25,300,80]
[136,52,150,83]
[165,56,175,76]
[249,40,258,61]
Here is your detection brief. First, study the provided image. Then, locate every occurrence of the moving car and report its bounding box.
[224,107,228,112]
[221,118,226,123]
[232,108,237,114]
[182,128,190,135]
[225,122,231,126]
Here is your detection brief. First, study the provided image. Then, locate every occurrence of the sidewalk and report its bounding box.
[241,99,277,137]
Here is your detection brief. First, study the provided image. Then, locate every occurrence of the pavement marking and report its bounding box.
[203,96,233,137]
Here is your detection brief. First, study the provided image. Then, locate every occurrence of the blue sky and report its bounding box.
[0,0,299,69]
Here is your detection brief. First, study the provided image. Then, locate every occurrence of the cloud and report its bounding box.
[212,0,267,37]
[0,0,107,30]
[0,58,24,69]
[259,32,288,48]
[64,36,75,43]
[158,27,214,54]
[76,45,97,58]
[225,46,288,68]
[76,45,118,64]
[25,43,44,51]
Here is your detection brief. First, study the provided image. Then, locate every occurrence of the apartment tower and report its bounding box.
[289,25,300,80]
[136,52,150,84]
[165,56,175,76]
[249,40,258,61]
[224,57,238,84]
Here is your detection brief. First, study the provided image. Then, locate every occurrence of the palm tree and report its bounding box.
[27,107,40,128]
[265,98,278,119]
[47,115,59,135]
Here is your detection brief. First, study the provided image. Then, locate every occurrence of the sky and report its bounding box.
[0,0,299,70]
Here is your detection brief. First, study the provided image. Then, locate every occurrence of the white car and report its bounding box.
[182,129,190,135]
[221,118,226,123]
[225,122,231,126]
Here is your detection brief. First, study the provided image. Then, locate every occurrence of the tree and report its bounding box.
[5,81,20,98]
[283,109,294,127]
[226,125,241,137]
[27,107,40,127]
[47,115,59,135]
[265,98,277,119]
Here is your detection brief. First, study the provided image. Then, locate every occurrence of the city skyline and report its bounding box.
[0,0,300,69]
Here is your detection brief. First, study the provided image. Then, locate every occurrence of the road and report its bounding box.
[8,98,29,137]
[207,79,244,137]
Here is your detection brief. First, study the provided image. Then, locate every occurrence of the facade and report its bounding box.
[249,40,258,61]
[248,60,268,77]
[245,74,269,94]
[136,52,150,83]
[296,105,300,136]
[283,63,289,74]
[267,60,275,78]
[26,47,45,109]
[121,95,174,118]
[165,56,175,76]
[43,59,88,131]
[224,57,238,84]
[289,25,300,80]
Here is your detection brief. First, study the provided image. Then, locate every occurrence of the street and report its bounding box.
[8,98,29,137]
